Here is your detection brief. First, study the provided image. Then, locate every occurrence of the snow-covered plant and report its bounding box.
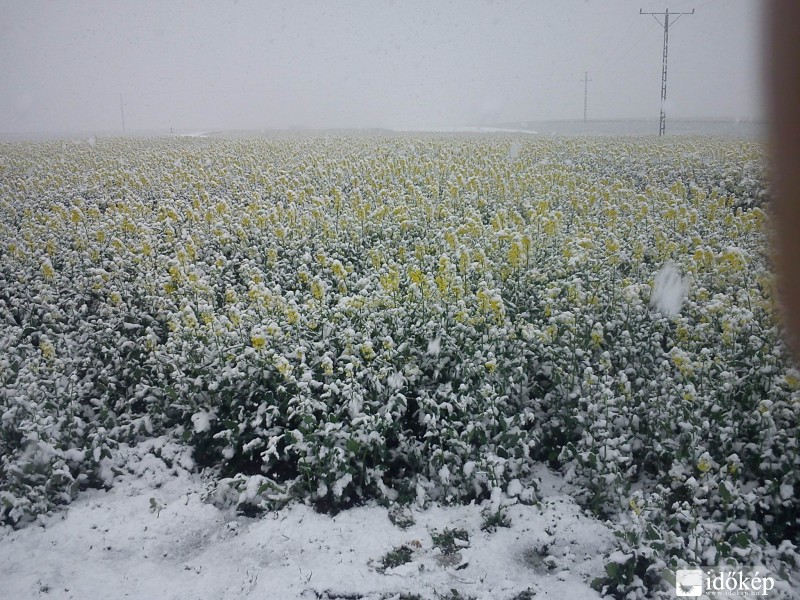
[1,135,796,599]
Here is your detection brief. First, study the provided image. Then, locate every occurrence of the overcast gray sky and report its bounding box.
[0,0,763,133]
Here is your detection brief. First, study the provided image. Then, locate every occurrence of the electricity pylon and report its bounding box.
[640,8,694,136]
[582,71,592,122]
[120,94,126,132]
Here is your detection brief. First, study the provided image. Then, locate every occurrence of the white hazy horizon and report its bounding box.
[1,0,764,135]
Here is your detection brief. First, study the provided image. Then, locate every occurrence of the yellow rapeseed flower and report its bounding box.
[41,259,55,280]
[408,267,425,286]
[331,259,347,279]
[360,342,376,361]
[40,339,55,360]
[629,497,642,516]
[251,335,266,350]
[321,356,334,376]
[311,278,325,301]
[275,356,293,378]
[508,241,523,269]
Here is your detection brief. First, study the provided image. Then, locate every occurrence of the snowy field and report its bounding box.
[0,135,797,599]
[0,439,615,599]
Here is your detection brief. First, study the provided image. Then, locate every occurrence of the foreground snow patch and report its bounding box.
[0,443,613,599]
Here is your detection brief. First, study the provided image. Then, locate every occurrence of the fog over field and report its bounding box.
[0,0,763,135]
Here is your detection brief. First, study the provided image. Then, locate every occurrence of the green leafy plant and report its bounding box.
[378,544,415,573]
[480,507,511,532]
[431,527,470,556]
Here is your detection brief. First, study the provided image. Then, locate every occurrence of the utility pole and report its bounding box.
[581,71,592,122]
[119,94,126,132]
[640,7,694,136]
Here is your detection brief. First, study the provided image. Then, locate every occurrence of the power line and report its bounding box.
[640,7,694,136]
[593,13,638,72]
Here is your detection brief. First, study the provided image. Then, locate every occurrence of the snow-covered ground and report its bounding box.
[0,439,615,599]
